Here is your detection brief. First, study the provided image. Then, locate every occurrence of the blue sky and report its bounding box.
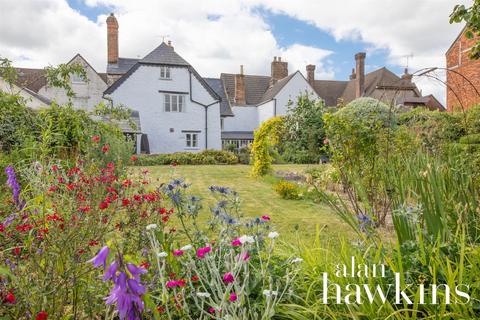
[66,0,405,81]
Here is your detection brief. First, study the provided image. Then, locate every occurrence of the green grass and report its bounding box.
[138,164,350,242]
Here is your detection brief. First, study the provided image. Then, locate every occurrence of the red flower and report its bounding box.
[157,306,165,314]
[191,275,199,282]
[162,216,170,223]
[66,183,75,191]
[130,155,138,161]
[36,311,48,320]
[48,186,58,193]
[13,247,21,256]
[101,145,110,153]
[4,291,15,304]
[92,135,100,143]
[51,165,59,172]
[122,198,130,207]
[159,207,167,214]
[99,202,109,210]
[88,240,99,246]
[0,224,4,233]
[140,261,150,269]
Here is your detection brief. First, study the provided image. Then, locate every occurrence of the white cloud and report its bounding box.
[0,0,471,103]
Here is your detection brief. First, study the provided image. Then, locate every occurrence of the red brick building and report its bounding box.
[446,27,480,112]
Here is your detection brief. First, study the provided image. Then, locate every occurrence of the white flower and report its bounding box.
[157,252,168,258]
[180,244,193,251]
[146,224,157,230]
[239,235,255,244]
[263,290,278,297]
[268,231,279,239]
[291,258,303,263]
[196,292,211,298]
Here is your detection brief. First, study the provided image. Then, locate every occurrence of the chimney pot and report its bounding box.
[168,40,171,46]
[278,57,282,62]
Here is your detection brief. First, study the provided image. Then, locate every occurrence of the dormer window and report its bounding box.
[160,66,171,79]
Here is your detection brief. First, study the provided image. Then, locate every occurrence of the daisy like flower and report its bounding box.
[146,224,157,230]
[268,232,279,239]
[180,244,193,251]
[263,290,278,297]
[196,292,211,298]
[239,235,255,244]
[157,252,168,258]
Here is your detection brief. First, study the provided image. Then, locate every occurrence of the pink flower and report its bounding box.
[231,238,241,246]
[223,272,234,284]
[196,246,211,258]
[237,252,250,261]
[261,215,270,221]
[209,307,216,314]
[166,279,186,288]
[173,250,184,256]
[229,292,237,302]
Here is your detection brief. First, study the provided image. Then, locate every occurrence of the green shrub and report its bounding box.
[237,146,251,164]
[273,180,301,200]
[134,149,238,166]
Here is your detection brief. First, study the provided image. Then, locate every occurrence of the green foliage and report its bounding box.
[251,116,285,177]
[134,149,238,166]
[281,94,327,163]
[44,62,87,98]
[0,57,17,86]
[237,146,251,164]
[450,1,480,59]
[324,97,399,224]
[273,180,301,200]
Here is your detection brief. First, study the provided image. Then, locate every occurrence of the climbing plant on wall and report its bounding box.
[251,116,285,177]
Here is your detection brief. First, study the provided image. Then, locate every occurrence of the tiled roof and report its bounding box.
[140,42,190,66]
[204,77,234,116]
[259,72,297,105]
[220,73,271,106]
[107,57,139,75]
[312,80,348,106]
[14,68,47,92]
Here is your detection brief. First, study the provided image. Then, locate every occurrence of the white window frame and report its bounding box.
[71,73,86,84]
[160,66,171,79]
[185,133,199,148]
[164,94,185,112]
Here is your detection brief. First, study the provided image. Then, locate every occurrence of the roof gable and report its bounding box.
[140,42,190,66]
[67,53,107,84]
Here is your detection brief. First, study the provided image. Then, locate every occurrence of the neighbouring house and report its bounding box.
[446,26,480,112]
[307,52,444,110]
[0,76,51,109]
[7,54,108,110]
[208,58,317,150]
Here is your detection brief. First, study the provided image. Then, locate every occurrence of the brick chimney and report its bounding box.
[306,64,315,85]
[401,68,412,82]
[234,65,246,105]
[349,68,356,80]
[355,52,366,98]
[107,13,119,64]
[271,56,288,84]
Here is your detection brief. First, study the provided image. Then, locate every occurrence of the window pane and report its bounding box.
[186,134,191,147]
[179,96,183,112]
[160,67,164,78]
[172,95,178,112]
[192,134,198,147]
[165,94,170,112]
[166,68,170,78]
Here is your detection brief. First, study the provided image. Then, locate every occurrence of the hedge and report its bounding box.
[133,150,238,166]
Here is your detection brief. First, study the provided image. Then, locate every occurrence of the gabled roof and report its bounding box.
[313,67,421,105]
[140,42,190,66]
[220,73,271,106]
[67,53,108,84]
[259,72,298,105]
[107,57,139,75]
[204,77,234,116]
[104,42,220,102]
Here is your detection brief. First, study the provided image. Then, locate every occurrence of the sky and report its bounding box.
[0,0,471,103]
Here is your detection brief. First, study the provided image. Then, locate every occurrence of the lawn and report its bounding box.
[139,164,350,242]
